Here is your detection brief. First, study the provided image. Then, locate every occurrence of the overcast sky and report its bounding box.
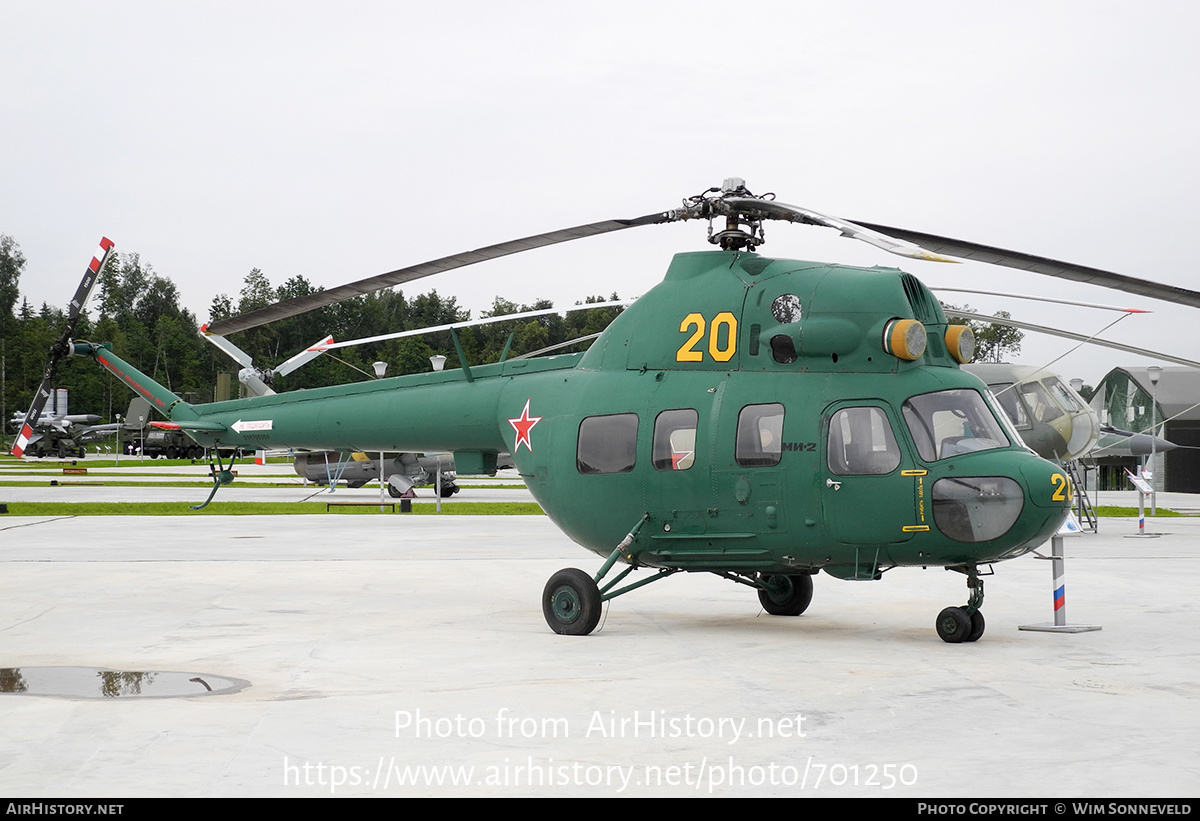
[2,1,1198,387]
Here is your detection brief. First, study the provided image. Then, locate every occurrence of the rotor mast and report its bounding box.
[684,177,770,252]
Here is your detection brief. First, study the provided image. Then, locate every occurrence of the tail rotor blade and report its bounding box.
[11,237,114,457]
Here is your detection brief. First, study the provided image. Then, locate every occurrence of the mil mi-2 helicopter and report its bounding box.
[965,363,1101,462]
[39,180,1200,642]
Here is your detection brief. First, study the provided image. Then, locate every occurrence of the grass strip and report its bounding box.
[0,501,544,516]
[0,480,301,488]
[1093,506,1184,517]
[0,480,529,490]
[0,459,287,469]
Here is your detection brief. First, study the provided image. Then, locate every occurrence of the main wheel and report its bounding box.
[936,607,972,643]
[757,573,814,616]
[387,484,403,498]
[543,568,602,636]
[965,609,985,642]
[440,484,457,498]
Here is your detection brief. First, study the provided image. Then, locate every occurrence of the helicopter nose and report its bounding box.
[978,456,1073,559]
[1019,457,1074,513]
[927,456,1070,552]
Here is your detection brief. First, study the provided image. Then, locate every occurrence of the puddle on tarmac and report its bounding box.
[0,667,248,699]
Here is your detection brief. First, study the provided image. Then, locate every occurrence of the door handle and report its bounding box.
[826,478,842,491]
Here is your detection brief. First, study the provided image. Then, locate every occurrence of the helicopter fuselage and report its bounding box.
[79,250,1069,582]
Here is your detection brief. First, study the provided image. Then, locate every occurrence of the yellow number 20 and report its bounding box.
[676,312,738,363]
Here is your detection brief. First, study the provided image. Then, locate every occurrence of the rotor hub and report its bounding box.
[678,178,774,252]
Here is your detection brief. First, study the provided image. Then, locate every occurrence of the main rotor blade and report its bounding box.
[857,222,1200,309]
[723,198,960,263]
[943,308,1200,369]
[206,213,675,336]
[11,237,114,457]
[932,286,1151,314]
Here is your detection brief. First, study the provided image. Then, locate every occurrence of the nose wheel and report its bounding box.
[936,606,985,643]
[936,567,986,643]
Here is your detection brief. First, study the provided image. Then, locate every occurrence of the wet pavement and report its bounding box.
[0,492,1197,796]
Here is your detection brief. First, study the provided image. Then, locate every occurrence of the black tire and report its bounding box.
[543,568,602,636]
[57,443,67,459]
[965,609,985,642]
[387,484,403,498]
[936,607,972,643]
[440,484,457,498]
[757,574,814,616]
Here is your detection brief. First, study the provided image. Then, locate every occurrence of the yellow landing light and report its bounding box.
[945,325,976,364]
[883,319,927,361]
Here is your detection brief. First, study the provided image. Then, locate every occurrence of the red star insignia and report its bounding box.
[670,448,694,470]
[507,398,542,453]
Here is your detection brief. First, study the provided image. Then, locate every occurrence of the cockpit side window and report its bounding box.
[988,383,1031,429]
[827,406,902,475]
[902,389,1010,462]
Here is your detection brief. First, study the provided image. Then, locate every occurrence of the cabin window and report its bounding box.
[652,409,698,471]
[577,413,639,474]
[736,403,785,467]
[827,406,902,475]
[902,389,1010,462]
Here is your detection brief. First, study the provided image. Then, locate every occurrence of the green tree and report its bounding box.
[0,235,23,338]
[942,304,1023,363]
[208,293,233,324]
[0,236,26,435]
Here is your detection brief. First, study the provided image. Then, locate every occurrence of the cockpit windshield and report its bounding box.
[1020,380,1064,423]
[1043,376,1086,413]
[902,389,1011,462]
